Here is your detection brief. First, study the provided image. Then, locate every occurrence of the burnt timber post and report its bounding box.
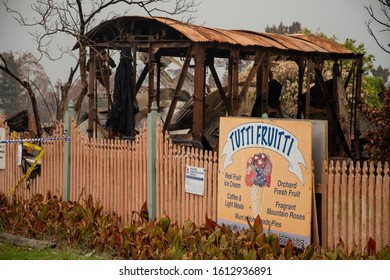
[231,48,239,112]
[259,53,270,115]
[193,44,205,140]
[164,44,194,131]
[297,59,305,118]
[148,43,157,111]
[88,48,96,138]
[354,57,363,158]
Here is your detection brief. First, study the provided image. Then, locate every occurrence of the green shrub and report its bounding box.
[0,192,388,260]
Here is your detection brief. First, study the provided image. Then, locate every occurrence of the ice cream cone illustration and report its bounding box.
[245,153,272,217]
[250,185,266,217]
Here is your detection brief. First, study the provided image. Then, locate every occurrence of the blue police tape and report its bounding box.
[0,137,70,144]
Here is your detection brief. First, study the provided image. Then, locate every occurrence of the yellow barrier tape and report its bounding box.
[9,142,44,195]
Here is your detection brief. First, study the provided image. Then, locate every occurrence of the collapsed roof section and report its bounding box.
[77,15,364,158]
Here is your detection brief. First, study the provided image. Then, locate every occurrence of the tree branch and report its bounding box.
[0,54,43,137]
[365,1,390,55]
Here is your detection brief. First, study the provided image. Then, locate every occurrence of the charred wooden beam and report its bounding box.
[148,44,157,110]
[344,60,357,91]
[354,58,363,158]
[164,44,194,131]
[231,48,239,109]
[260,54,270,114]
[208,60,231,113]
[231,52,264,115]
[192,44,205,140]
[156,55,161,108]
[297,60,305,118]
[314,67,352,157]
[88,48,96,138]
[305,62,312,118]
[136,63,148,94]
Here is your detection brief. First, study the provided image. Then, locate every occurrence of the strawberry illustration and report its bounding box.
[245,164,257,186]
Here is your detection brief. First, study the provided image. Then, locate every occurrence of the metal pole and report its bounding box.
[64,100,74,202]
[147,101,158,220]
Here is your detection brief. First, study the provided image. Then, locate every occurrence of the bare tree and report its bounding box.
[4,0,199,121]
[365,0,390,54]
[0,53,43,138]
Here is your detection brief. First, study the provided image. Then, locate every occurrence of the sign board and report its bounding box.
[185,165,205,196]
[17,144,23,166]
[310,120,328,185]
[217,117,312,248]
[0,128,5,169]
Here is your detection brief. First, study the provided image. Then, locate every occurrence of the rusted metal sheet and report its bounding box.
[289,34,352,54]
[80,15,355,55]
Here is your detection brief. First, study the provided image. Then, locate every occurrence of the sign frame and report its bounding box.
[185,165,205,196]
[217,116,313,248]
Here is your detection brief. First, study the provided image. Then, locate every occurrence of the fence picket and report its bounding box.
[361,162,369,250]
[1,120,388,256]
[375,162,383,248]
[340,160,348,246]
[383,162,389,248]
[368,162,375,242]
[347,162,355,253]
[327,161,335,250]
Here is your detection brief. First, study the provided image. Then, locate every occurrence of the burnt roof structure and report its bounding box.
[77,15,364,158]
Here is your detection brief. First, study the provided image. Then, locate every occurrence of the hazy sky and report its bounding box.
[0,0,388,82]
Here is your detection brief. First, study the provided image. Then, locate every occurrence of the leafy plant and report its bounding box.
[0,192,388,260]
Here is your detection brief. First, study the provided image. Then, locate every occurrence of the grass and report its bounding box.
[0,242,111,260]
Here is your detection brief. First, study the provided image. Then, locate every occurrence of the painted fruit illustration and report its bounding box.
[245,153,272,217]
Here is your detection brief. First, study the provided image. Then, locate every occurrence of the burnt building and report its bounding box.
[76,16,363,158]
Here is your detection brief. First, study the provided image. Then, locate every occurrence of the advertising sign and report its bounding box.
[217,117,312,248]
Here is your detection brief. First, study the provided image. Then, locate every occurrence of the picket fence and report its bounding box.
[321,160,389,253]
[0,120,218,226]
[0,120,389,254]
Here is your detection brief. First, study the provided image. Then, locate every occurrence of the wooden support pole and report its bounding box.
[354,58,363,158]
[231,48,239,110]
[164,44,193,131]
[193,44,205,140]
[147,101,158,220]
[332,60,340,111]
[260,54,270,114]
[88,48,96,138]
[297,60,305,118]
[231,52,264,115]
[136,64,148,94]
[305,61,312,119]
[209,60,231,113]
[64,101,74,202]
[156,55,161,108]
[148,45,157,111]
[314,68,352,158]
[344,60,357,90]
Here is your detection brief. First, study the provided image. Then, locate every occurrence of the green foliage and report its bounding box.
[0,242,107,260]
[363,75,384,107]
[0,192,388,260]
[371,65,389,85]
[361,89,390,162]
[265,21,302,34]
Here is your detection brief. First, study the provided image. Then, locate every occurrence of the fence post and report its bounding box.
[147,101,158,220]
[64,101,74,202]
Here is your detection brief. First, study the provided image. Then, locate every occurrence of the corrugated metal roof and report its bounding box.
[154,17,353,54]
[83,15,355,55]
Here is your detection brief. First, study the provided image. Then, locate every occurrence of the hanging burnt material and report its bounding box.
[6,110,29,132]
[107,47,139,137]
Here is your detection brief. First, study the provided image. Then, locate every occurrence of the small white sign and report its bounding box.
[0,128,5,169]
[17,143,23,166]
[185,165,205,196]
